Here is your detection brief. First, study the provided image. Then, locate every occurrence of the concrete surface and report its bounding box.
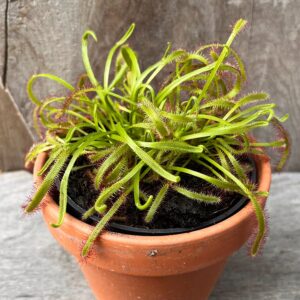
[0,171,299,299]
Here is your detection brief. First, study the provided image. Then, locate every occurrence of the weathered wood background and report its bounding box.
[0,0,299,171]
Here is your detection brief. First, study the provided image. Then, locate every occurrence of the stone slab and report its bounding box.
[0,171,299,299]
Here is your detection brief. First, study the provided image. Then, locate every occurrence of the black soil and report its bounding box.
[53,156,256,230]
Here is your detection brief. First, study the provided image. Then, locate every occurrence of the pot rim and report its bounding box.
[36,151,271,248]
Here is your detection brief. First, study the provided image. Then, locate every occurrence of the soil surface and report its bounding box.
[53,156,256,231]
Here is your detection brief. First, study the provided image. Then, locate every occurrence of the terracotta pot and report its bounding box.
[35,152,271,300]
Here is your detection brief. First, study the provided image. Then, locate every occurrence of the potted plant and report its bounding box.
[24,19,289,300]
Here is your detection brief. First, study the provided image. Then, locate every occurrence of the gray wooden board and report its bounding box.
[0,171,299,299]
[1,0,300,170]
[0,83,34,172]
[0,0,6,82]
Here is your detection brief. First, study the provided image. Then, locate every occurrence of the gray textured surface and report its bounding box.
[0,0,299,170]
[0,0,6,82]
[0,171,299,299]
[0,171,93,300]
[0,83,33,171]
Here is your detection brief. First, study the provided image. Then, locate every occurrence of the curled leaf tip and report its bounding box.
[234,18,248,31]
[82,30,98,42]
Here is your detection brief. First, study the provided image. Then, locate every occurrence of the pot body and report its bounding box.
[35,152,271,300]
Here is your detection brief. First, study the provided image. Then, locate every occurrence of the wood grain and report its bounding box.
[244,0,300,172]
[1,171,299,299]
[1,0,300,170]
[0,0,6,82]
[0,83,34,171]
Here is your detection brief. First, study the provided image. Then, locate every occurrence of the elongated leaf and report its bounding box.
[27,74,74,105]
[83,160,146,220]
[193,19,247,110]
[216,143,247,182]
[137,140,204,153]
[115,124,180,183]
[94,144,128,188]
[200,153,265,256]
[37,148,62,176]
[145,184,169,223]
[173,185,221,203]
[52,150,82,227]
[25,150,69,212]
[121,45,141,87]
[105,156,128,183]
[133,171,154,210]
[25,142,53,164]
[103,24,135,88]
[223,93,269,120]
[82,30,99,87]
[140,99,170,138]
[156,62,216,105]
[82,190,129,257]
[169,165,239,191]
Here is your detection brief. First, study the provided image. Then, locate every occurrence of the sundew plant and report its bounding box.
[25,19,289,257]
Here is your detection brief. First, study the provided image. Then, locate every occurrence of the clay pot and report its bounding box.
[35,152,271,300]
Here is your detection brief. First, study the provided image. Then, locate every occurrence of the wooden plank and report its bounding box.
[5,0,95,133]
[3,0,300,170]
[0,0,7,81]
[0,82,34,171]
[5,0,253,131]
[243,0,300,172]
[0,171,299,299]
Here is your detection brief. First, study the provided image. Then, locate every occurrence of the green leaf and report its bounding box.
[51,150,82,228]
[94,144,128,189]
[83,160,146,220]
[115,123,180,183]
[139,98,170,138]
[121,45,141,87]
[156,61,216,105]
[25,142,53,164]
[25,150,69,213]
[173,185,221,203]
[137,140,204,153]
[82,190,129,257]
[133,171,153,210]
[200,153,265,256]
[27,74,74,105]
[223,93,269,120]
[103,24,135,88]
[216,143,247,182]
[37,148,62,176]
[192,19,247,110]
[104,156,128,184]
[169,165,239,191]
[81,30,100,87]
[145,183,169,223]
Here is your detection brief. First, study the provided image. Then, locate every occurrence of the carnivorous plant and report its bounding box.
[24,19,289,257]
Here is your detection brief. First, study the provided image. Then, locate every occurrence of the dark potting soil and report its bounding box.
[54,155,256,230]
